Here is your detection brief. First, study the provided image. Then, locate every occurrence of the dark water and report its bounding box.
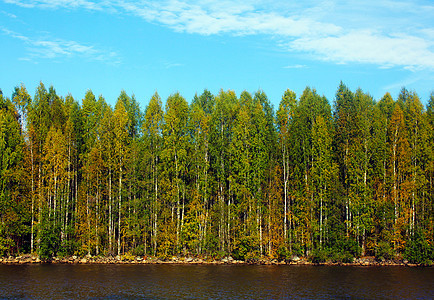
[0,264,432,299]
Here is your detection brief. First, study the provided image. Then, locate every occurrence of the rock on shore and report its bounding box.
[0,255,425,266]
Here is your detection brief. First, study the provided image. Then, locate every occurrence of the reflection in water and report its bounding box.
[0,264,432,299]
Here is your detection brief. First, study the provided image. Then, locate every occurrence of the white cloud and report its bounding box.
[164,62,184,69]
[3,0,104,10]
[1,27,30,41]
[1,27,120,64]
[116,1,341,37]
[30,40,95,58]
[381,70,434,95]
[3,0,434,70]
[283,64,307,69]
[1,10,17,18]
[289,30,434,70]
[114,0,434,70]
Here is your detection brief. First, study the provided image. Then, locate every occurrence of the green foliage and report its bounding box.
[337,237,361,257]
[0,81,432,265]
[310,248,328,263]
[404,231,433,265]
[310,247,355,263]
[276,245,290,261]
[0,236,13,257]
[232,236,257,261]
[132,245,146,257]
[375,241,395,261]
[57,239,77,258]
[38,215,61,260]
[331,251,354,263]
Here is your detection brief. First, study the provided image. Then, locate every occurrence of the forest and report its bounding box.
[0,82,433,264]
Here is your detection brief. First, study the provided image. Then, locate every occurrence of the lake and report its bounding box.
[0,264,432,299]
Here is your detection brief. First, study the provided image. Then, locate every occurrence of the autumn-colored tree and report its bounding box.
[0,81,432,263]
[388,103,410,252]
[100,104,116,254]
[114,96,130,255]
[185,90,214,255]
[0,93,26,255]
[209,90,238,254]
[276,89,297,252]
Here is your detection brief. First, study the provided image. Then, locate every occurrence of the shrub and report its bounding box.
[232,236,256,261]
[310,249,327,263]
[340,252,354,263]
[0,236,13,257]
[404,232,433,265]
[209,250,225,260]
[245,250,260,263]
[132,244,146,256]
[122,252,135,261]
[375,241,394,261]
[276,245,290,261]
[38,215,61,261]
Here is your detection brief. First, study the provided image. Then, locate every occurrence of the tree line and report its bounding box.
[0,82,433,263]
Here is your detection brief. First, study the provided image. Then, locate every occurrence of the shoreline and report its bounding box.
[0,256,428,267]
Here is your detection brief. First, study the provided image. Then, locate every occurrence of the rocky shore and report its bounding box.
[0,255,424,266]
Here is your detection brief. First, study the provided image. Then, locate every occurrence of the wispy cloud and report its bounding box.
[283,64,307,69]
[382,71,434,94]
[288,30,434,70]
[164,62,184,69]
[1,10,17,18]
[1,27,120,64]
[116,1,341,37]
[3,0,434,70]
[114,0,434,70]
[3,0,105,10]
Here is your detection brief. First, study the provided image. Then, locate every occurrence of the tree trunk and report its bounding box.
[283,145,288,243]
[30,139,35,253]
[86,173,90,256]
[108,167,112,254]
[320,186,323,249]
[153,153,158,255]
[96,173,99,256]
[118,163,122,256]
[175,152,180,253]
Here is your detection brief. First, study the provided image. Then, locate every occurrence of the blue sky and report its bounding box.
[1,0,433,109]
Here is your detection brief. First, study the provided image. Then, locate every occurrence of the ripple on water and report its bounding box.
[0,264,432,299]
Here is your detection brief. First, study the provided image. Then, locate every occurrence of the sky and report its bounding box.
[1,0,433,109]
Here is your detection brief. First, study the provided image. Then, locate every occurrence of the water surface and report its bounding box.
[0,264,432,299]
